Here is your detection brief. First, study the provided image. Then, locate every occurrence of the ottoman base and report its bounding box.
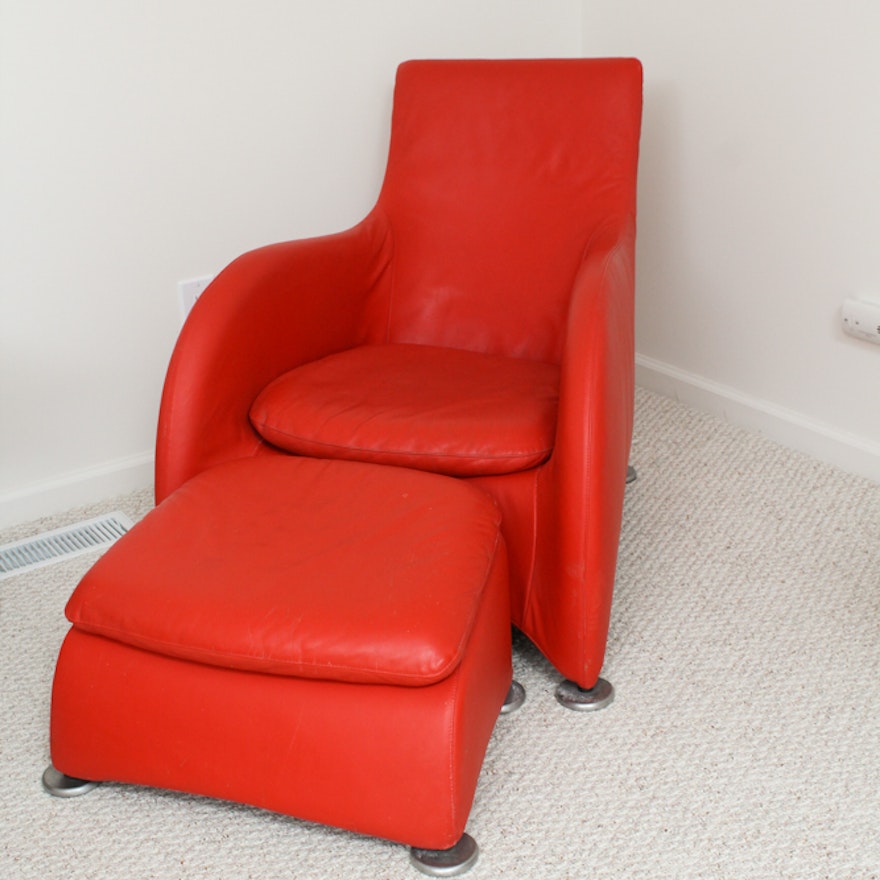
[49,591,509,852]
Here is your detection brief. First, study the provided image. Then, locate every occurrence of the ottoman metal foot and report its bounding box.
[626,465,637,484]
[499,679,525,715]
[555,677,615,711]
[42,764,99,798]
[410,833,479,876]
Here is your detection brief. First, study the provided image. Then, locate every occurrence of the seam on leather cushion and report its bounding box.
[247,430,553,466]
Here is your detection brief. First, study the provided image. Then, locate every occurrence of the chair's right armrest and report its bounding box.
[529,214,636,687]
[155,211,393,502]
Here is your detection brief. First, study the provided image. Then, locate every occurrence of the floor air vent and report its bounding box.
[0,512,134,581]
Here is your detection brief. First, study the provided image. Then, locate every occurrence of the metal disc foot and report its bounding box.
[500,680,525,714]
[626,465,637,484]
[42,764,99,798]
[410,833,479,877]
[555,677,615,711]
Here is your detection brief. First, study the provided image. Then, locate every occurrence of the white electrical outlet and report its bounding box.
[841,297,880,346]
[178,275,214,321]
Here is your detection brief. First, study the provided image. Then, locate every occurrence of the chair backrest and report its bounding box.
[372,58,642,363]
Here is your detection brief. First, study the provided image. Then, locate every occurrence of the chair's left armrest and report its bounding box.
[155,212,393,502]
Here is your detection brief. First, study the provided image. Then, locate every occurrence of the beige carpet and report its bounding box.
[2,388,878,879]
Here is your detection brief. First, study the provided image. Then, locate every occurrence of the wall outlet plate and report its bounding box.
[178,275,214,321]
[841,297,880,345]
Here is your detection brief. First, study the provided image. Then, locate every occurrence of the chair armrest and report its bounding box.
[155,211,393,502]
[558,214,636,488]
[531,215,636,685]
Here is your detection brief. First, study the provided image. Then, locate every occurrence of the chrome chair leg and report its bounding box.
[410,832,479,877]
[42,764,99,798]
[555,677,615,711]
[500,680,525,715]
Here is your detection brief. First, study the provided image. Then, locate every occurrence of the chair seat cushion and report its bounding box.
[249,344,559,476]
[64,456,506,687]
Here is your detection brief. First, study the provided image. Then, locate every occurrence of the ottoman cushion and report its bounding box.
[65,456,505,687]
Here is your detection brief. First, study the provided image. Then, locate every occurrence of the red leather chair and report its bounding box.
[156,58,643,707]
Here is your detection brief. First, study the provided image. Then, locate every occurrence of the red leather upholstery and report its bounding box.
[155,58,643,689]
[50,457,512,850]
[250,344,559,476]
[66,457,504,685]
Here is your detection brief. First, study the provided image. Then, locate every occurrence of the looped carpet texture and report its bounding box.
[1,388,878,879]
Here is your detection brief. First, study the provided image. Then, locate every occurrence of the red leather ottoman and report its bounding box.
[43,456,513,875]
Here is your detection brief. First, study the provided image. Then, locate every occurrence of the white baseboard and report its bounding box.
[636,354,880,484]
[0,452,154,530]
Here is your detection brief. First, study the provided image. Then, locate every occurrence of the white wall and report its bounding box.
[583,1,880,480]
[5,2,878,529]
[0,0,581,526]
